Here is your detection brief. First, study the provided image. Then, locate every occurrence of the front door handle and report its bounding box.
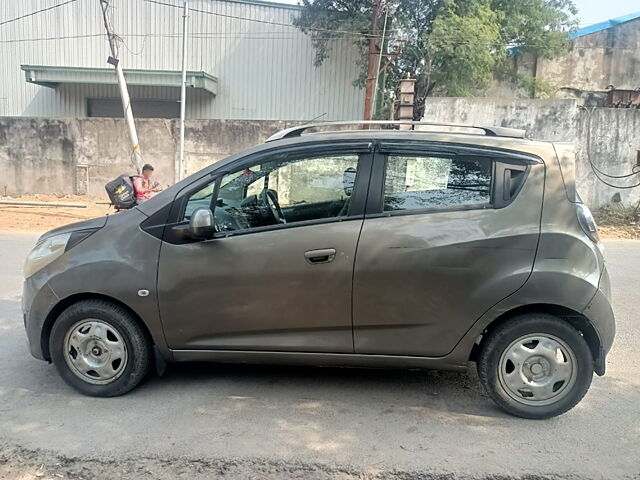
[304,248,336,264]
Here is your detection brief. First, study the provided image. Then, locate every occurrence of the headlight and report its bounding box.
[24,233,71,278]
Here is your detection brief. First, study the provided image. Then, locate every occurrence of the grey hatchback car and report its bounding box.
[22,121,615,419]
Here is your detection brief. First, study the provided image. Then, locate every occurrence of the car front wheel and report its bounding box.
[477,313,594,419]
[49,299,151,396]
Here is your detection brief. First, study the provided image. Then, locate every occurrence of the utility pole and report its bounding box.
[371,6,389,119]
[99,0,143,173]
[178,0,189,181]
[363,0,381,122]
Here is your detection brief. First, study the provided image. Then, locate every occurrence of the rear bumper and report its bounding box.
[582,268,615,376]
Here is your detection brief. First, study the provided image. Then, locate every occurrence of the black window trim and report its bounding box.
[213,214,365,240]
[377,141,543,165]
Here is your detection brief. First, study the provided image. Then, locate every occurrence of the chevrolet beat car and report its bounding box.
[22,121,615,419]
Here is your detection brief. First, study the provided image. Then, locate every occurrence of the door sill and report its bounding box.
[170,349,467,372]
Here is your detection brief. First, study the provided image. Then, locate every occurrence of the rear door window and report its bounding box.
[383,154,492,212]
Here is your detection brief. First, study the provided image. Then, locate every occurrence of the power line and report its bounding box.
[0,3,636,49]
[0,33,104,44]
[144,0,640,50]
[579,105,640,189]
[143,0,377,38]
[587,165,640,190]
[0,0,78,28]
[1,0,637,51]
[121,33,148,55]
[3,27,640,48]
[0,32,371,44]
[0,1,635,49]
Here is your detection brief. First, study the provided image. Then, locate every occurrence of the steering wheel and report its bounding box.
[259,188,286,224]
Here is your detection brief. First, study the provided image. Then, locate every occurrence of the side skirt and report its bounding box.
[170,349,468,372]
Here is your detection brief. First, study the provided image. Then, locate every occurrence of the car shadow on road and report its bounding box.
[141,360,507,420]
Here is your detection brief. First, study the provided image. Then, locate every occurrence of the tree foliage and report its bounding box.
[294,0,577,118]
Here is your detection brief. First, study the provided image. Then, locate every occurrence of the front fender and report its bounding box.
[25,209,169,360]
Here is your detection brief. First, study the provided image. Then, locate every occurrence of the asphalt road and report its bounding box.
[1,232,639,479]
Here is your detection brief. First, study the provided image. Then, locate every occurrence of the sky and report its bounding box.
[271,0,639,27]
[572,0,639,26]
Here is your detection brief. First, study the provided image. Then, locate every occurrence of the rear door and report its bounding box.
[352,141,544,357]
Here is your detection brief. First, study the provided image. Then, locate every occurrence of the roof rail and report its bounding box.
[266,120,526,142]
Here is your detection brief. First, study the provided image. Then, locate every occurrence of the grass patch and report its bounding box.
[593,204,640,239]
[593,205,640,227]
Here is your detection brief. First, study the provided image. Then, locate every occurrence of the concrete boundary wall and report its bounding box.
[0,118,291,197]
[424,98,640,208]
[2,107,640,207]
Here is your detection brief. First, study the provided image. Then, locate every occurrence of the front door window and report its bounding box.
[213,153,360,233]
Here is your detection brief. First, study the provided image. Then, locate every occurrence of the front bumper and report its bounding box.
[22,274,59,361]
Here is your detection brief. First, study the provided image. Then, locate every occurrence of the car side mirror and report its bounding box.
[188,208,215,240]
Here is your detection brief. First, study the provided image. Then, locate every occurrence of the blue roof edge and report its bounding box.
[507,10,640,56]
[570,11,640,39]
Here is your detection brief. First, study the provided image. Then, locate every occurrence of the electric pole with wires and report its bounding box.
[363,0,381,122]
[99,0,143,173]
[178,0,189,181]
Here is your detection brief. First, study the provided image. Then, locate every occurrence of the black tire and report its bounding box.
[477,313,593,419]
[49,299,152,397]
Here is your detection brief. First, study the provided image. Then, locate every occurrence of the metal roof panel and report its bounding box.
[20,65,218,95]
[569,11,640,39]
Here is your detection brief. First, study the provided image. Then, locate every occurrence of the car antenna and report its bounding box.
[303,112,327,124]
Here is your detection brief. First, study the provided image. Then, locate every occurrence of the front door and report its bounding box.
[158,145,372,353]
[353,144,544,357]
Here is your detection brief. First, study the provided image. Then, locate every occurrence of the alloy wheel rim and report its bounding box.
[497,333,577,407]
[63,319,128,385]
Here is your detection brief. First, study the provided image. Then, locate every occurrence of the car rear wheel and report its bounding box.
[49,299,151,396]
[477,313,593,419]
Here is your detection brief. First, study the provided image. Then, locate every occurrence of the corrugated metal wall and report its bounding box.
[0,0,364,120]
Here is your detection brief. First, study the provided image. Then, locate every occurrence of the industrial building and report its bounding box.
[0,0,364,120]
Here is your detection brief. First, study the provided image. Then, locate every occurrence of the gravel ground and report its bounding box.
[0,444,593,480]
[1,233,639,480]
[0,195,111,233]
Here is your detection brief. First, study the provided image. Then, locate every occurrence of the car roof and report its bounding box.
[265,129,554,155]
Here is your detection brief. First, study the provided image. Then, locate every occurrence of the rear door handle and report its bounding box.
[304,248,336,264]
